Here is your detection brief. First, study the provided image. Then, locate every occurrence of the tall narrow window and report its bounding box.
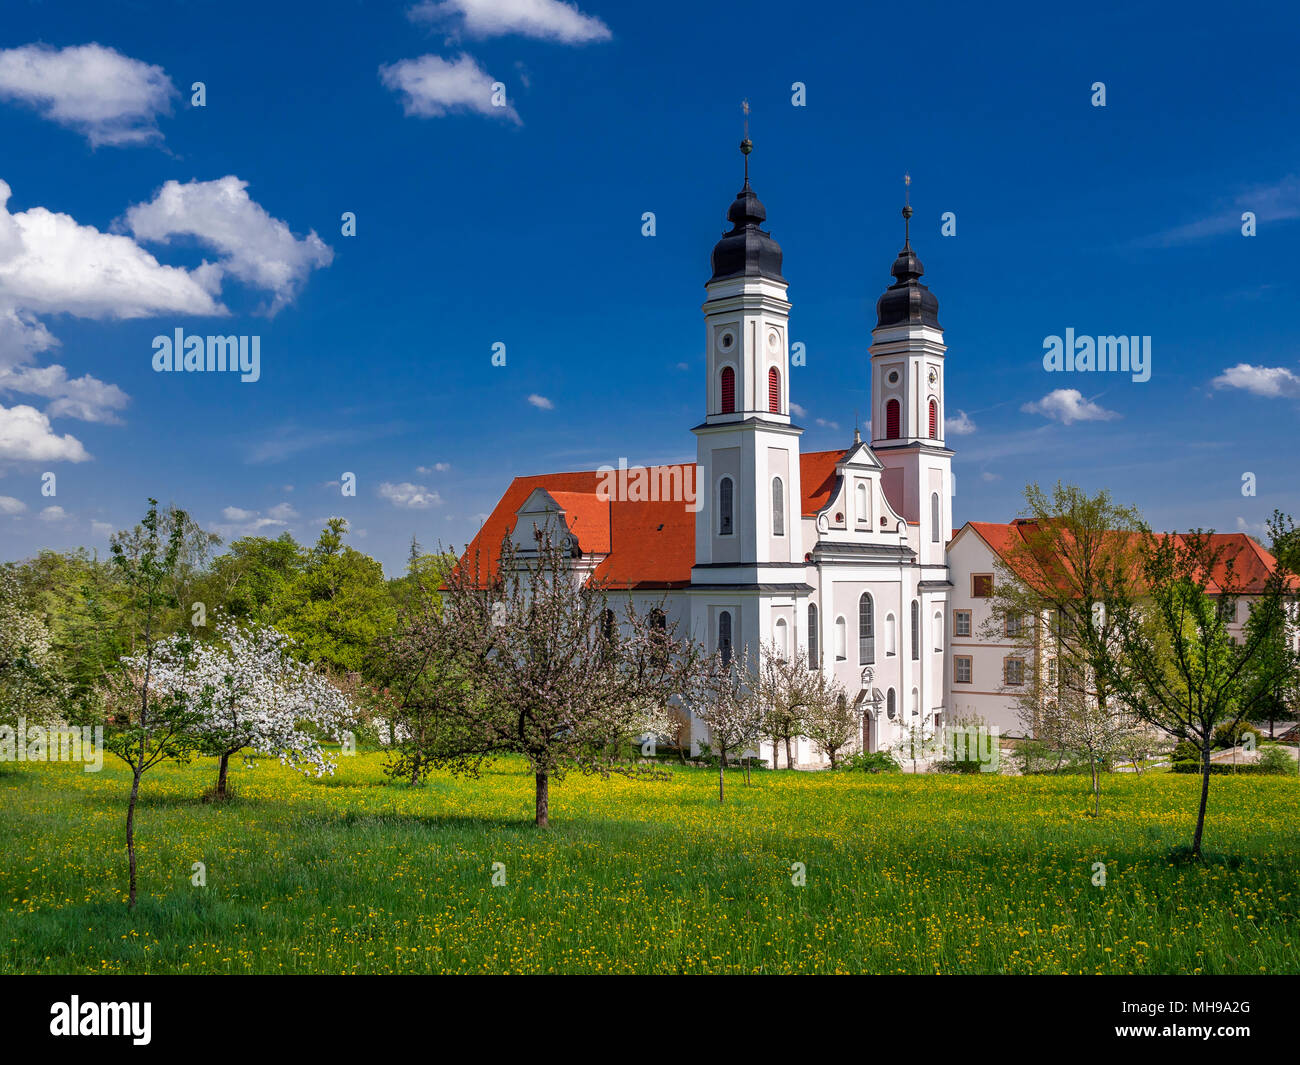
[931,492,941,542]
[720,366,735,414]
[807,604,819,669]
[718,477,734,536]
[856,482,869,524]
[886,688,897,720]
[649,607,667,665]
[768,367,781,413]
[910,600,920,661]
[771,477,785,536]
[934,611,943,652]
[928,398,939,439]
[835,617,847,660]
[775,617,788,659]
[859,593,875,664]
[718,610,732,667]
[885,398,900,439]
[885,612,897,656]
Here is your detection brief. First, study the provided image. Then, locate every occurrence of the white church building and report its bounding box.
[465,144,1280,767]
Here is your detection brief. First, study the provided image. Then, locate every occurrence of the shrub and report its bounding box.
[1257,745,1295,775]
[839,750,900,773]
[1172,740,1202,764]
[1212,722,1262,750]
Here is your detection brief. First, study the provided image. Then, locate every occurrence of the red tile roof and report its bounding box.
[465,452,849,590]
[960,521,1287,594]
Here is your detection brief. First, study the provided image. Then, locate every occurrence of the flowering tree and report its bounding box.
[430,531,706,826]
[0,568,66,730]
[799,666,856,769]
[687,646,764,802]
[757,641,808,769]
[143,616,355,799]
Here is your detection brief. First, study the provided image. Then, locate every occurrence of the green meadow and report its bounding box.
[2,753,1297,974]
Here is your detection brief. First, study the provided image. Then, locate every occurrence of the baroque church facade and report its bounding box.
[465,146,1278,766]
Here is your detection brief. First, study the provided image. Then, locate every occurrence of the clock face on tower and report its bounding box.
[928,368,938,385]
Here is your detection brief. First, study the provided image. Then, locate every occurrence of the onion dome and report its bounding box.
[709,137,784,283]
[876,204,940,328]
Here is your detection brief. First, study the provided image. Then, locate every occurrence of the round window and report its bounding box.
[887,370,900,385]
[720,332,734,351]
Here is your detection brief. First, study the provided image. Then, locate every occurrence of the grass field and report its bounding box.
[2,751,1297,974]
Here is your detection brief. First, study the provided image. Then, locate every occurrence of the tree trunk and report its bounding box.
[744,756,751,785]
[1090,757,1100,817]
[216,751,231,798]
[829,749,838,770]
[717,755,725,803]
[126,769,141,909]
[534,771,549,827]
[1191,741,1213,858]
[785,734,794,771]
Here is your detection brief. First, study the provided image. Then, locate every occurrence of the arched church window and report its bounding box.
[768,367,781,413]
[934,611,944,652]
[807,604,819,668]
[720,366,735,414]
[910,600,920,661]
[775,617,788,659]
[886,688,897,720]
[834,616,847,661]
[718,610,732,667]
[772,477,785,536]
[931,493,941,543]
[929,398,939,439]
[718,477,734,536]
[885,612,896,656]
[859,593,875,665]
[885,398,900,440]
[856,482,868,524]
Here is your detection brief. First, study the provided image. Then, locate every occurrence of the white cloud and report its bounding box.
[125,176,333,312]
[527,393,554,410]
[90,519,113,537]
[38,504,66,522]
[945,409,977,435]
[1142,174,1300,247]
[0,180,222,320]
[218,501,299,537]
[1211,363,1300,399]
[1020,389,1119,425]
[0,495,25,514]
[0,43,175,147]
[266,502,298,520]
[408,0,612,43]
[416,462,450,474]
[222,506,256,522]
[380,54,520,123]
[815,417,840,430]
[980,471,1000,483]
[379,481,442,509]
[0,403,89,462]
[790,402,807,418]
[0,362,128,423]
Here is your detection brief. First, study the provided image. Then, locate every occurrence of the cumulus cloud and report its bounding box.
[945,409,977,435]
[90,519,113,537]
[1211,363,1300,399]
[1020,388,1119,425]
[216,502,297,537]
[815,417,839,430]
[125,176,333,312]
[380,54,520,123]
[790,402,807,418]
[407,0,611,43]
[527,393,554,410]
[0,495,26,514]
[0,43,175,147]
[38,504,67,521]
[416,462,450,474]
[0,403,90,462]
[379,481,442,509]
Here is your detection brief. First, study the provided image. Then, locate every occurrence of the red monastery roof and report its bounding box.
[464,451,849,591]
[961,521,1287,594]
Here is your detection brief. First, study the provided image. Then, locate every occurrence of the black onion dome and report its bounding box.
[709,179,784,283]
[875,208,940,328]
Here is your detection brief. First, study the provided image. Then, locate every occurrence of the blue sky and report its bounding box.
[0,0,1296,573]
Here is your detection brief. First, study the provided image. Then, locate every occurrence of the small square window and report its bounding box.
[1005,614,1025,638]
[1004,658,1025,686]
[972,574,994,598]
[954,610,971,637]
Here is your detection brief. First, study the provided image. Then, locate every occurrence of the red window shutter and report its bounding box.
[929,400,938,438]
[768,367,780,413]
[720,367,735,413]
[886,399,900,439]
